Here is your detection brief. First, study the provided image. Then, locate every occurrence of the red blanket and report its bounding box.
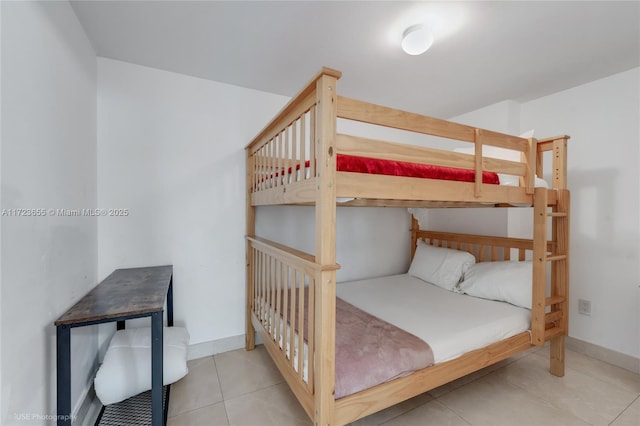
[337,154,500,184]
[276,155,500,184]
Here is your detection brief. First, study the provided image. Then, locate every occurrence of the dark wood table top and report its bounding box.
[55,265,173,326]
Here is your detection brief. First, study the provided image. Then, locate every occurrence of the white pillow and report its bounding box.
[458,261,532,309]
[95,326,189,405]
[408,242,476,291]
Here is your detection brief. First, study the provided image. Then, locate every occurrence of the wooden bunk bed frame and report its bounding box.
[245,68,570,425]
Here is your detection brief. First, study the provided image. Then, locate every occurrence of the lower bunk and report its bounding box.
[245,225,568,425]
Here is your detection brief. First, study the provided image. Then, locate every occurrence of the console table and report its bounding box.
[55,265,174,426]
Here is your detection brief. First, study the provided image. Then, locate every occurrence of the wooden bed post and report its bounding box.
[552,137,568,190]
[533,185,570,374]
[536,135,569,189]
[549,137,569,375]
[246,148,256,350]
[314,70,340,426]
[550,188,570,376]
[532,188,548,347]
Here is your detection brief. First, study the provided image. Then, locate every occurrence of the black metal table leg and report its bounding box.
[56,325,71,426]
[167,277,174,327]
[151,311,164,426]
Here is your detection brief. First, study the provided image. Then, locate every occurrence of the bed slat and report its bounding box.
[246,236,340,422]
[299,113,306,183]
[474,128,483,197]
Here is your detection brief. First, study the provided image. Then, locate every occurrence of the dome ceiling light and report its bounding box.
[401,24,434,55]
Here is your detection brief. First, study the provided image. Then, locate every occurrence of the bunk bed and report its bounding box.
[245,68,570,425]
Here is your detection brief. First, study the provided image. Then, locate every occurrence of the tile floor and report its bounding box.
[167,345,639,426]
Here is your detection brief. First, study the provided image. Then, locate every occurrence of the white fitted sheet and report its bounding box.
[336,274,531,363]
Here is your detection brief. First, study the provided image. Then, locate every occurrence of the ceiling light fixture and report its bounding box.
[401,24,434,55]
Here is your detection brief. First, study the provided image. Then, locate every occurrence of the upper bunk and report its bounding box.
[246,68,569,208]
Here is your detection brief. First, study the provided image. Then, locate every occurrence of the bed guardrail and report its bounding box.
[412,226,552,262]
[245,68,569,207]
[336,96,538,197]
[246,236,340,418]
[246,68,341,206]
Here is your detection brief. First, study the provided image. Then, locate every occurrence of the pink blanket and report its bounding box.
[335,297,434,398]
[277,288,434,399]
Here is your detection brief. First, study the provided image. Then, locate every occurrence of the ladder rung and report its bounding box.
[545,325,565,341]
[546,254,567,262]
[546,295,565,306]
[548,212,567,217]
[545,311,563,324]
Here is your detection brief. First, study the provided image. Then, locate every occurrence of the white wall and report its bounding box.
[1,2,97,424]
[97,58,290,348]
[255,206,410,283]
[520,68,640,358]
[1,3,4,421]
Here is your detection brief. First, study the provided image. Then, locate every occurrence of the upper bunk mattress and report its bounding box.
[336,273,531,363]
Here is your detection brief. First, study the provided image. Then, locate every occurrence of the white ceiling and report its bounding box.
[70,1,640,118]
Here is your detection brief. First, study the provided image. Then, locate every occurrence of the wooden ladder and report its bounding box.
[532,187,570,375]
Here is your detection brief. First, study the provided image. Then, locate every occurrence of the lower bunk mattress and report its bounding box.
[269,274,531,399]
[336,274,531,364]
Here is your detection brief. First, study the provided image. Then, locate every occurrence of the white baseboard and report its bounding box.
[567,336,640,374]
[73,363,99,426]
[187,333,264,360]
[187,334,246,360]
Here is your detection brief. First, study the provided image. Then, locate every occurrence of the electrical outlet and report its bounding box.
[578,299,591,316]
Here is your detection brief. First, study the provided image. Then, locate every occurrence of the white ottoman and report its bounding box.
[94,326,189,405]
